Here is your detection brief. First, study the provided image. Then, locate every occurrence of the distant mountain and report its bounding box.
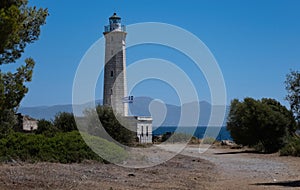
[19,100,102,121]
[19,97,228,126]
[19,105,73,121]
[128,97,228,126]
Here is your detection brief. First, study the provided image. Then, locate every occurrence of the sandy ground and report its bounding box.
[182,145,300,189]
[0,144,299,190]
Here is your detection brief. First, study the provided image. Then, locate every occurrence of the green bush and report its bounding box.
[227,98,295,153]
[84,106,136,145]
[36,119,59,137]
[0,109,16,138]
[0,131,127,163]
[162,132,195,143]
[54,112,77,132]
[280,136,300,157]
[202,137,216,144]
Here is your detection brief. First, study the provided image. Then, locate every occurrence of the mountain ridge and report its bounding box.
[19,97,228,126]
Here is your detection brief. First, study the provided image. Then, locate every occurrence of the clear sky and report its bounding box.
[11,0,300,107]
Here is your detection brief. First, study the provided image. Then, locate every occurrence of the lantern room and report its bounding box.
[104,13,126,34]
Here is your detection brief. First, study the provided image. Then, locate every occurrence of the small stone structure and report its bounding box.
[16,113,38,132]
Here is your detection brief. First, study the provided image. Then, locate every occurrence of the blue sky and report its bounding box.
[11,0,300,107]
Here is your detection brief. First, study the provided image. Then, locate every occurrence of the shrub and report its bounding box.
[227,98,295,153]
[54,112,77,132]
[0,131,128,163]
[162,132,195,143]
[202,137,216,144]
[36,119,59,137]
[84,106,136,145]
[161,132,173,142]
[280,136,300,157]
[0,109,16,138]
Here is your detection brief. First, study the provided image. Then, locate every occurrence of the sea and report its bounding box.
[152,126,232,141]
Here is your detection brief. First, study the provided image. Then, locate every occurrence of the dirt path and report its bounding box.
[181,145,300,189]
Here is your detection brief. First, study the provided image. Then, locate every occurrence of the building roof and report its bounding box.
[137,116,153,121]
[109,12,121,20]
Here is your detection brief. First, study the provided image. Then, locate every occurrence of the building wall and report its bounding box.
[22,117,38,131]
[103,31,128,116]
[136,119,153,144]
[125,116,153,144]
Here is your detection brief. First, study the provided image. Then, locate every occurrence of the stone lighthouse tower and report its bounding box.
[103,13,128,116]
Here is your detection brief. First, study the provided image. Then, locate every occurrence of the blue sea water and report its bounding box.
[152,126,232,141]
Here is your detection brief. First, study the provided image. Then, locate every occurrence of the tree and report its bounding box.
[262,98,297,133]
[285,70,300,124]
[84,106,135,145]
[53,112,77,132]
[0,0,48,129]
[36,119,58,137]
[227,98,295,153]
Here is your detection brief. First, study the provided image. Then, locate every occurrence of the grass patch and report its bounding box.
[81,132,128,163]
[0,131,127,163]
[201,137,216,144]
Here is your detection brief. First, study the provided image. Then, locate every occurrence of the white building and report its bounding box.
[136,116,153,143]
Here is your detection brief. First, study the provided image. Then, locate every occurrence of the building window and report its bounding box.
[110,71,114,77]
[110,89,113,95]
[111,36,113,42]
[146,126,149,137]
[111,50,113,55]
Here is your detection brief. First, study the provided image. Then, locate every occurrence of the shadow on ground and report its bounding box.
[254,180,300,188]
[213,150,264,155]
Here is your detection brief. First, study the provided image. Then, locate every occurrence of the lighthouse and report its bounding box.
[102,13,152,143]
[103,13,128,116]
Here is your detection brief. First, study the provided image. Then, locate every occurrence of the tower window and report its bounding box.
[110,89,113,95]
[110,71,114,77]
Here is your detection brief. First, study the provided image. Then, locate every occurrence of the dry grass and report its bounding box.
[0,155,216,190]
